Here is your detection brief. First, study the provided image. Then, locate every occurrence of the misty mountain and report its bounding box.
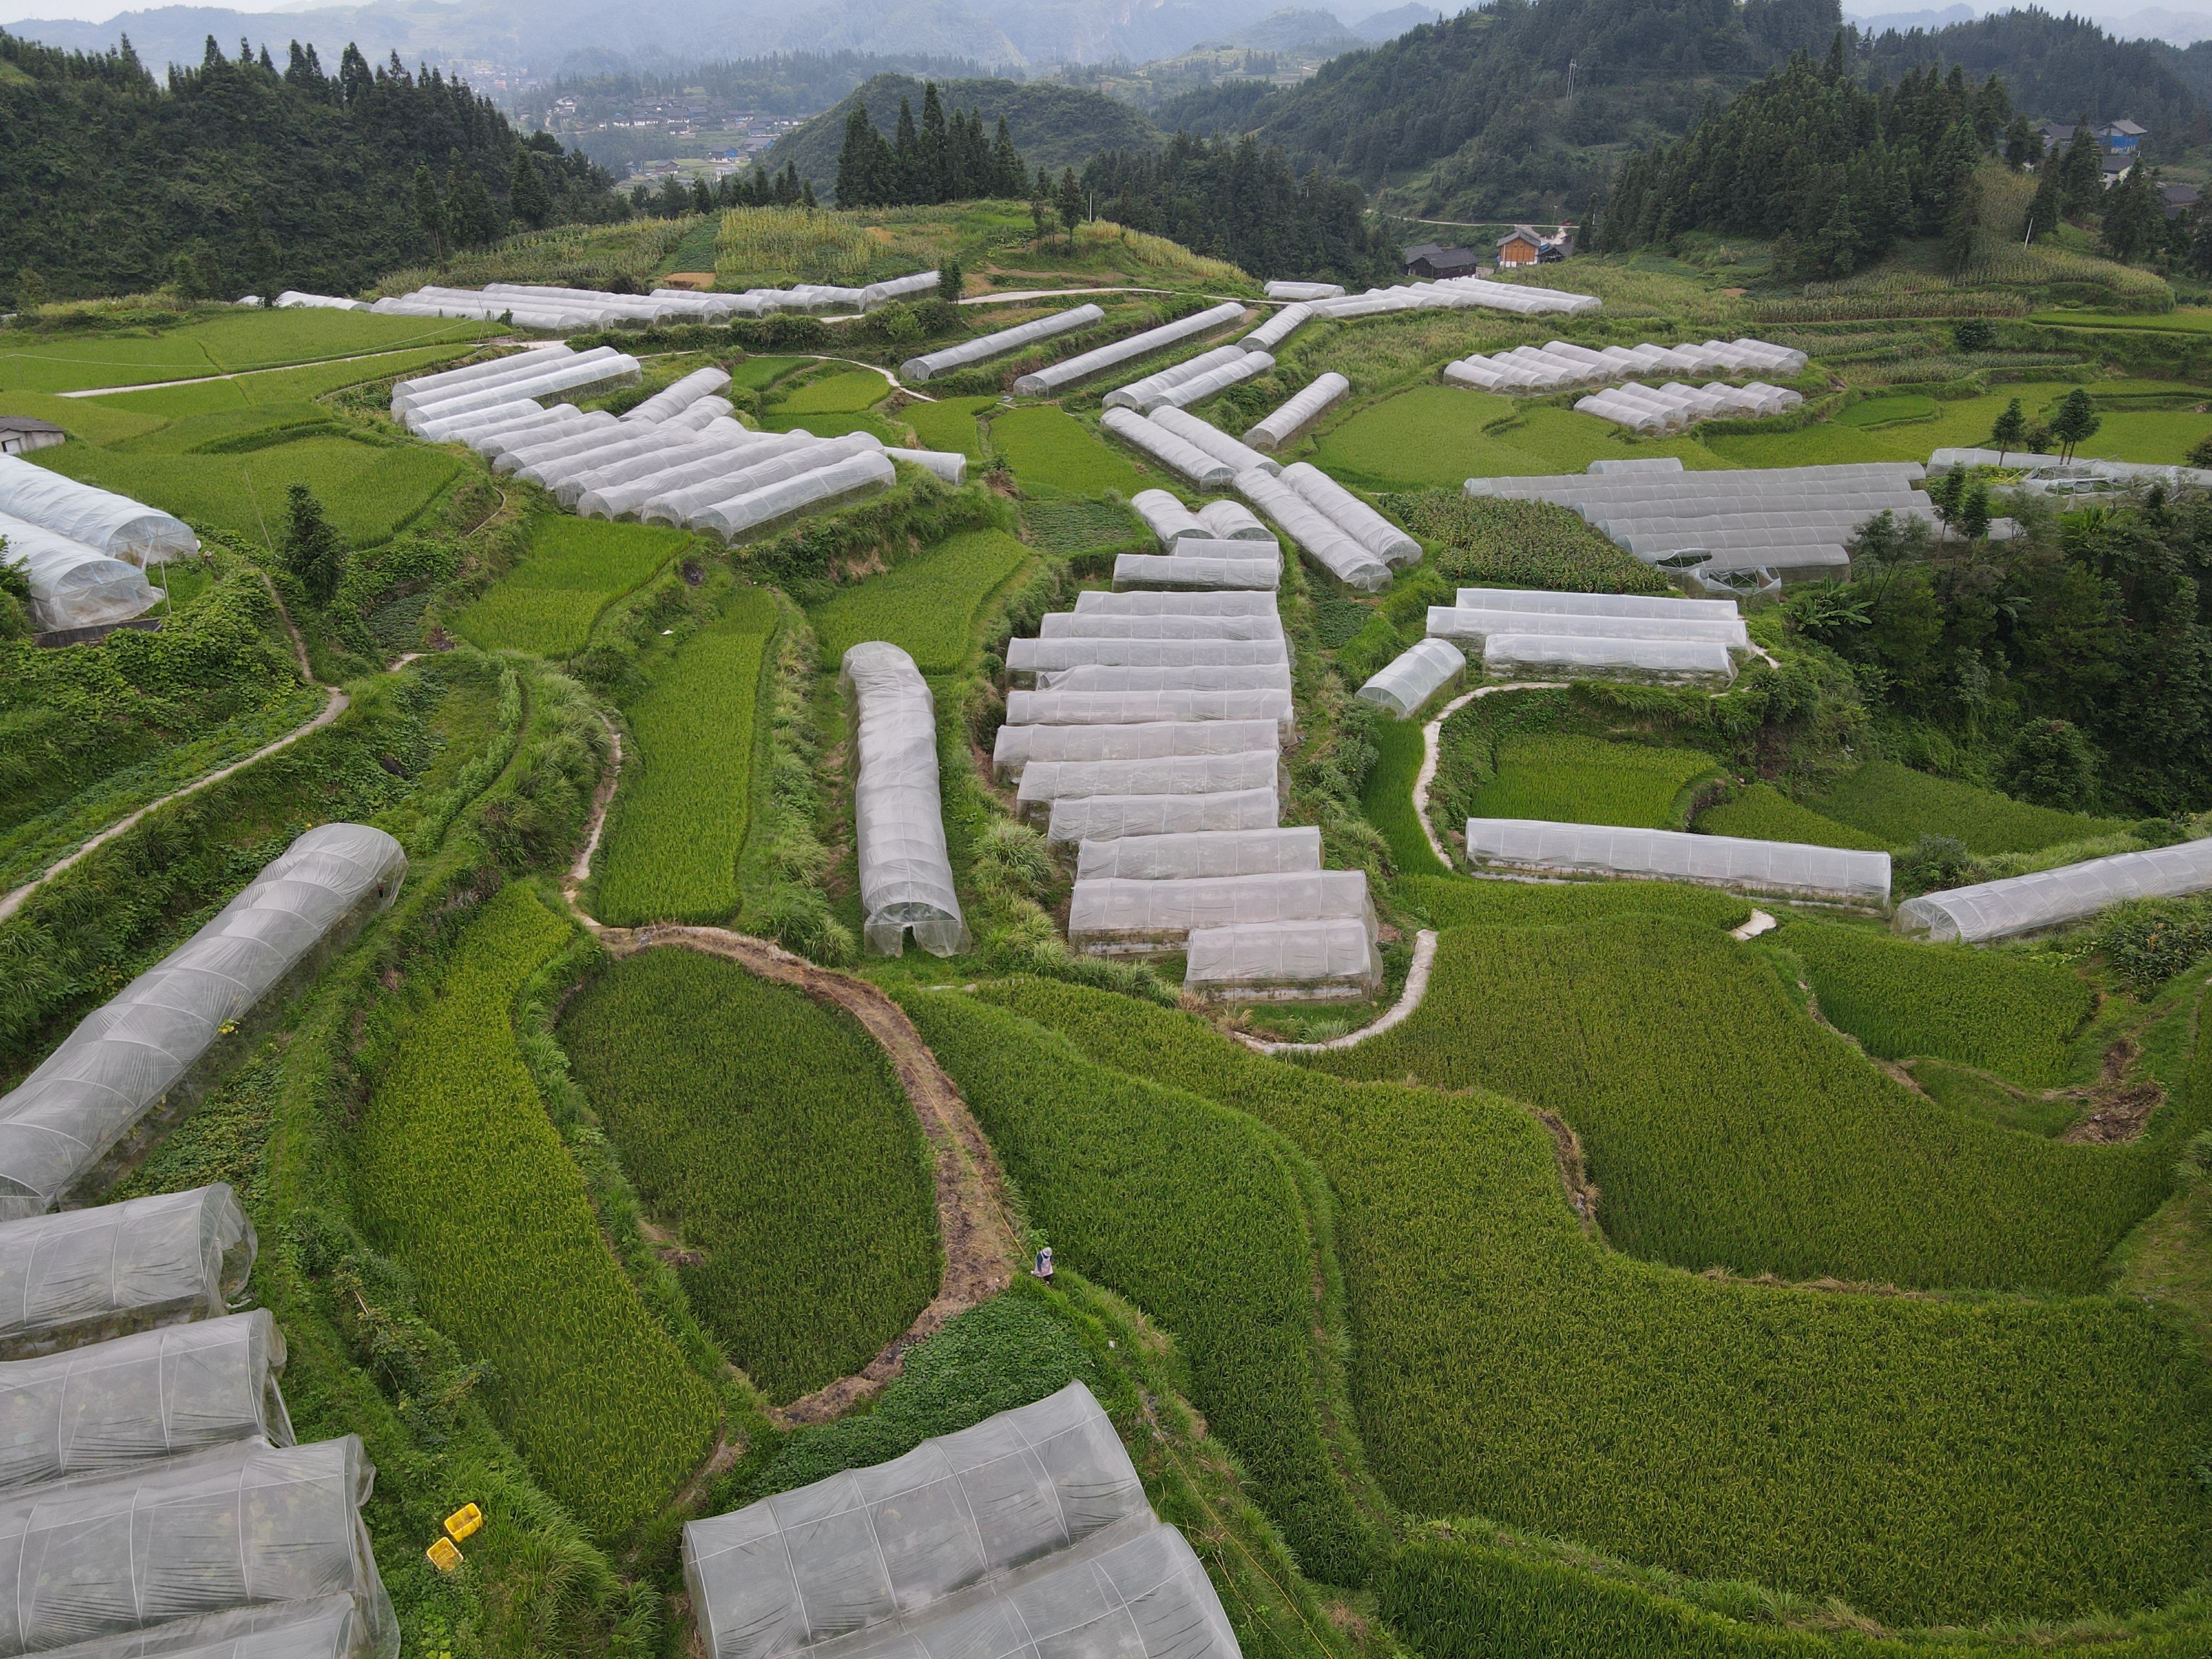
[1854,6,2200,132]
[1190,8,1360,51]
[4,0,1310,74]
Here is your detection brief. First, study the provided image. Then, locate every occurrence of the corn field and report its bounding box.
[374,217,696,298]
[716,206,878,286]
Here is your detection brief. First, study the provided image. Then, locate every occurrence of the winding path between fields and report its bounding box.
[0,575,346,925]
[560,719,1022,1428]
[1236,928,1440,1055]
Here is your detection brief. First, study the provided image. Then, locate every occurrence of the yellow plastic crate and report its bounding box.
[426,1537,463,1573]
[444,1503,483,1543]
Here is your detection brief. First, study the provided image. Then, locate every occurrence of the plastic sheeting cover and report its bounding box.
[1185,919,1383,997]
[994,719,1281,781]
[1464,820,1891,902]
[701,452,896,542]
[1430,607,1747,647]
[0,1436,395,1658]
[1454,586,1737,620]
[843,643,967,957]
[1068,871,1375,950]
[1277,463,1420,566]
[0,827,404,1219]
[0,1187,253,1360]
[1014,303,1247,396]
[1004,691,1296,743]
[0,513,159,632]
[1262,281,1343,301]
[1047,789,1279,844]
[900,304,1103,383]
[1016,751,1281,810]
[1046,664,1291,694]
[1039,609,1283,641]
[1897,837,2212,943]
[0,458,197,564]
[1112,554,1281,591]
[1244,374,1348,451]
[1481,633,1736,683]
[1148,407,1278,478]
[1195,500,1271,541]
[33,1594,365,1659]
[1077,826,1322,881]
[1238,304,1314,354]
[1358,638,1465,718]
[0,1310,289,1493]
[1073,590,1277,616]
[1009,637,1286,682]
[1131,490,1207,547]
[682,1381,1186,1659]
[1100,410,1234,489]
[622,367,733,424]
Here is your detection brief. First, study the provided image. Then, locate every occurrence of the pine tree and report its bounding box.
[510,149,552,229]
[2026,160,2062,242]
[2059,120,2103,215]
[1056,168,1085,239]
[1990,397,2026,464]
[893,97,921,207]
[2051,386,2101,461]
[992,116,1022,197]
[2101,164,2163,263]
[919,84,950,204]
[836,107,881,208]
[414,164,446,261]
[938,260,962,301]
[281,483,345,606]
[2003,114,2038,168]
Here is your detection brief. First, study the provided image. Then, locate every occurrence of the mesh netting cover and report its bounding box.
[1897,836,2212,943]
[1463,820,1891,902]
[843,643,968,957]
[0,1187,252,1361]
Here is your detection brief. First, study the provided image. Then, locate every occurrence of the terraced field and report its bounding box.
[806,530,1029,671]
[1809,760,2124,854]
[990,404,1150,495]
[456,517,692,658]
[1465,735,1720,829]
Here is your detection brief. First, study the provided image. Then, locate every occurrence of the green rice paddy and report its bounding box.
[455,517,692,658]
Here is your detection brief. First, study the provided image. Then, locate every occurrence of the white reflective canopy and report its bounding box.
[1005,691,1296,743]
[1358,639,1465,718]
[1463,819,1892,902]
[1014,302,1248,395]
[1131,490,1207,546]
[1898,836,2212,943]
[1008,637,1287,684]
[901,304,1103,383]
[0,1186,253,1360]
[1077,827,1323,880]
[0,513,159,631]
[1047,789,1280,844]
[1016,752,1282,813]
[1185,919,1383,999]
[0,1436,394,1657]
[1245,373,1348,451]
[33,1594,367,1658]
[0,1310,289,1493]
[1113,553,1281,592]
[681,1382,1236,1659]
[1068,871,1375,950]
[0,826,405,1219]
[1074,590,1277,617]
[993,719,1281,781]
[1039,612,1281,641]
[1481,633,1736,683]
[0,457,198,564]
[843,643,968,958]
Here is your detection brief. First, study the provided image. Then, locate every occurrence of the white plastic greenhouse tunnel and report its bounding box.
[1463,820,1893,904]
[1239,303,1316,354]
[1245,373,1348,451]
[1359,638,1467,718]
[1897,837,2212,943]
[1264,280,1345,301]
[1279,463,1421,566]
[51,1595,375,1659]
[900,302,1104,383]
[1100,409,1236,489]
[1185,917,1383,1000]
[1068,870,1376,953]
[0,457,197,564]
[0,1308,289,1494]
[681,1381,1239,1659]
[390,345,611,415]
[272,292,368,311]
[1149,407,1279,478]
[0,1185,253,1360]
[1047,787,1281,844]
[0,512,160,632]
[1105,346,1248,411]
[1112,552,1282,591]
[620,366,733,423]
[0,1433,397,1657]
[1015,752,1285,823]
[842,642,968,957]
[1006,634,1288,686]
[1013,302,1249,396]
[993,717,1282,781]
[1480,633,1738,683]
[1077,825,1323,880]
[1233,468,1389,591]
[1005,688,1298,742]
[1198,499,1272,540]
[0,827,405,1222]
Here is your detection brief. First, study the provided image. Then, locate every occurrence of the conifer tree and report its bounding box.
[1990,398,2026,465]
[414,164,446,261]
[1056,168,1085,239]
[509,148,552,229]
[281,483,345,606]
[893,97,921,206]
[2051,386,2101,461]
[992,116,1022,197]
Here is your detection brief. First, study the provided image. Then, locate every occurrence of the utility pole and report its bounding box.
[1568,56,1577,94]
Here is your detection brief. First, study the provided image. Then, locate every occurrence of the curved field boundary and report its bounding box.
[564,722,1020,1426]
[53,337,524,399]
[0,573,345,925]
[1239,929,1440,1054]
[1413,682,1565,869]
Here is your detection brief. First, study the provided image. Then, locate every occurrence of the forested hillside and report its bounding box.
[0,31,628,308]
[1858,8,2199,139]
[762,72,1165,195]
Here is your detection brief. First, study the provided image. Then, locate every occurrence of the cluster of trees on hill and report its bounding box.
[1588,45,2012,279]
[833,84,1026,206]
[1804,489,2212,812]
[633,160,814,218]
[0,29,625,307]
[1079,134,1397,285]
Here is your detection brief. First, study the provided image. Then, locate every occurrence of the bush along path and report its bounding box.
[0,570,347,924]
[561,719,1022,1426]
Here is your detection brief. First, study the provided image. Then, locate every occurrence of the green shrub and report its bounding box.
[898,989,1378,1586]
[557,949,940,1402]
[352,885,720,1538]
[1778,919,2094,1087]
[2096,896,2212,995]
[594,589,776,926]
[1318,914,2195,1293]
[987,978,2212,1629]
